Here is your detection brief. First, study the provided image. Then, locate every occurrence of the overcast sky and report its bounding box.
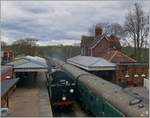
[1,1,150,46]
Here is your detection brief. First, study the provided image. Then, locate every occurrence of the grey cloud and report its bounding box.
[1,1,149,45]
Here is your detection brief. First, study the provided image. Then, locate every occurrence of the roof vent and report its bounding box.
[129,99,142,105]
[138,104,144,108]
[133,92,139,95]
[114,89,118,93]
[102,82,105,85]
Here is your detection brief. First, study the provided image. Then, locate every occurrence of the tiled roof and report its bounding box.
[101,50,136,63]
[91,34,106,48]
[81,34,121,50]
[108,35,121,49]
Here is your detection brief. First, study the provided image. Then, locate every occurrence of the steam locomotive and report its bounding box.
[47,70,76,107]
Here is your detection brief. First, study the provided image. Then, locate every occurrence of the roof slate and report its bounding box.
[101,50,136,63]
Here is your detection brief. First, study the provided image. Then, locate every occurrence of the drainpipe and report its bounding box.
[91,48,92,56]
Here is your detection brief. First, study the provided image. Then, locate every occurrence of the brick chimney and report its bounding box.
[109,34,121,50]
[95,27,103,37]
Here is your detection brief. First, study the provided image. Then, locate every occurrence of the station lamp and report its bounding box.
[70,89,74,93]
[141,74,146,77]
[134,74,139,77]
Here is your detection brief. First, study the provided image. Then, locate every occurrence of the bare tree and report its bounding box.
[124,3,149,59]
[89,22,126,38]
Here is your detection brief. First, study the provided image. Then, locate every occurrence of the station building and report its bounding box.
[80,27,148,87]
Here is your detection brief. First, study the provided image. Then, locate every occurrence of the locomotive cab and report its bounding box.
[49,70,76,107]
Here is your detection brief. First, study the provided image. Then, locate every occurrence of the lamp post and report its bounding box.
[123,71,129,88]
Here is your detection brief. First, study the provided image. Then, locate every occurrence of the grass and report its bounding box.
[122,46,149,63]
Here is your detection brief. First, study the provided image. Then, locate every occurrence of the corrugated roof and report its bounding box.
[67,55,116,71]
[1,78,19,97]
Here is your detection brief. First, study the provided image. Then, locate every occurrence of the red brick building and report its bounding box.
[81,28,121,57]
[81,27,148,87]
[1,49,15,64]
[1,66,13,81]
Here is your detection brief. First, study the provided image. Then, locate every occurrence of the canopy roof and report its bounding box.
[67,55,116,71]
[7,56,48,72]
[1,78,19,97]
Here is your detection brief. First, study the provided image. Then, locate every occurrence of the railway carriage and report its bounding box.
[61,63,149,117]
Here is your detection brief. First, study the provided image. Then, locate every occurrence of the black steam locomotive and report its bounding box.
[47,70,76,107]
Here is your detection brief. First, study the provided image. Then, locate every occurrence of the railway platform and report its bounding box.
[8,72,52,117]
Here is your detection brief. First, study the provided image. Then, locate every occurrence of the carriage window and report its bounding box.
[90,93,94,101]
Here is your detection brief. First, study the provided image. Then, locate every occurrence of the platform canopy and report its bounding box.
[7,56,48,72]
[1,78,19,97]
[67,55,116,71]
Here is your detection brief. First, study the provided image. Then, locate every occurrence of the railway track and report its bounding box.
[52,101,92,117]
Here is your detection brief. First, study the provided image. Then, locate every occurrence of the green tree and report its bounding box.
[89,22,126,38]
[12,38,38,56]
